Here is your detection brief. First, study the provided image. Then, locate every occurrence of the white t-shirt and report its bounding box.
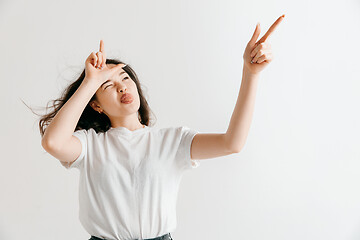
[61,125,200,240]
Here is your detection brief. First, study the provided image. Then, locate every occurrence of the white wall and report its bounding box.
[1,0,360,239]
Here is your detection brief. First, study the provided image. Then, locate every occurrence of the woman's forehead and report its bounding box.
[107,63,118,68]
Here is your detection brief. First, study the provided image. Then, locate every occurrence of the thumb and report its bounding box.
[248,22,261,46]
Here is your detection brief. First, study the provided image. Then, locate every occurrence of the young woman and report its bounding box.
[40,15,284,240]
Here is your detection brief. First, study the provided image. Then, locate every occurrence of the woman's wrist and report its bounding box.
[243,64,261,77]
[82,77,100,88]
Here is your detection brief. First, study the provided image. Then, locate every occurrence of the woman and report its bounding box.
[40,15,284,240]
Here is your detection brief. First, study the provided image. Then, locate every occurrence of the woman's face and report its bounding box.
[90,64,140,118]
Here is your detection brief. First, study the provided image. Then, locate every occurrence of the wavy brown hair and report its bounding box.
[31,58,156,137]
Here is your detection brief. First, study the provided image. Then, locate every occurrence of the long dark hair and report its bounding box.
[30,58,156,137]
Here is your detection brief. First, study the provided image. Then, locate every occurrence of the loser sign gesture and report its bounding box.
[243,14,285,74]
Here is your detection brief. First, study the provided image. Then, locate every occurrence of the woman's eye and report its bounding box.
[104,84,113,89]
[104,77,128,89]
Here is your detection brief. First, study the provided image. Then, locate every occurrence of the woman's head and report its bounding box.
[90,63,144,128]
[37,58,156,137]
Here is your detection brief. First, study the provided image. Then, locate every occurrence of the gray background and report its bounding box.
[1,0,360,239]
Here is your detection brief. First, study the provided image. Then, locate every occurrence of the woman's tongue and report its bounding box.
[121,94,133,103]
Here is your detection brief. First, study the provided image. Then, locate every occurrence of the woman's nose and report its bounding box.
[116,83,127,93]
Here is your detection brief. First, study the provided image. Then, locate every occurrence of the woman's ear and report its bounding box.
[89,100,102,113]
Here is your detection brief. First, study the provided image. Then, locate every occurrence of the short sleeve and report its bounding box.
[61,129,87,170]
[174,126,200,171]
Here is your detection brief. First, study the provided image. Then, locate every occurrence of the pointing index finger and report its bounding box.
[258,14,285,43]
[99,39,107,65]
[99,39,105,53]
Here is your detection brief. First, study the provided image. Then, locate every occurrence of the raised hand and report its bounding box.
[84,40,126,86]
[243,14,285,74]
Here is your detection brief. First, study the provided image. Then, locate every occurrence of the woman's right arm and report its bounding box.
[41,40,125,164]
[41,78,99,151]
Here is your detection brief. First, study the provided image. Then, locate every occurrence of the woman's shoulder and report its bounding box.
[154,126,195,138]
[74,127,98,134]
[73,127,104,139]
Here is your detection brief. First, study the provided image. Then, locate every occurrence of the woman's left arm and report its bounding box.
[225,14,285,152]
[191,15,285,160]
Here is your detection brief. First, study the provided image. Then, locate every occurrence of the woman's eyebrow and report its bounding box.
[101,71,126,88]
[119,71,126,77]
